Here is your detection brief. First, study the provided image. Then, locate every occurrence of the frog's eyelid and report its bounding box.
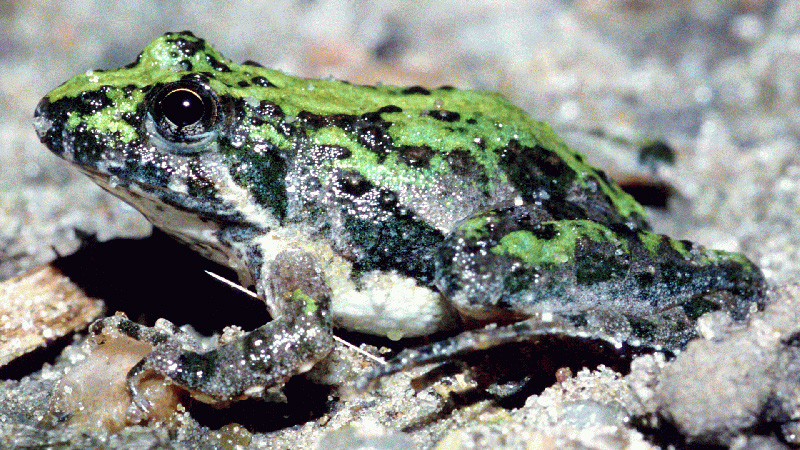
[144,115,218,155]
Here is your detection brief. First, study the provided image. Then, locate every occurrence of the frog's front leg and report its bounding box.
[99,250,334,417]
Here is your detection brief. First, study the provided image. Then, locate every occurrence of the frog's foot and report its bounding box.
[89,314,206,421]
[89,313,188,348]
[353,313,593,392]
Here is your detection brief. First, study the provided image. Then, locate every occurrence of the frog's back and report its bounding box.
[248,69,650,234]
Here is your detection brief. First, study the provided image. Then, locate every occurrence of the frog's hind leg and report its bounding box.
[353,313,619,392]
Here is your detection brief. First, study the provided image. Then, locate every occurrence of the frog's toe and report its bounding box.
[90,313,183,347]
[125,358,157,416]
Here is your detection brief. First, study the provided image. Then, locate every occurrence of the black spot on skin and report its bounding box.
[446,149,476,176]
[251,76,276,88]
[276,121,294,138]
[247,100,285,126]
[401,86,431,95]
[530,223,558,241]
[76,88,113,115]
[567,313,589,328]
[681,297,722,321]
[218,124,289,219]
[577,236,632,285]
[242,60,265,68]
[594,169,614,186]
[168,34,205,58]
[360,111,383,125]
[497,140,647,228]
[337,171,374,198]
[256,100,283,118]
[314,145,351,160]
[120,112,139,128]
[150,332,169,345]
[248,116,265,127]
[237,80,250,88]
[399,145,435,168]
[376,105,402,114]
[499,140,575,200]
[118,320,141,340]
[606,222,639,239]
[358,125,393,153]
[424,110,460,122]
[634,270,656,291]
[361,106,402,124]
[536,149,569,178]
[626,315,657,340]
[378,189,400,210]
[207,56,231,72]
[298,111,357,129]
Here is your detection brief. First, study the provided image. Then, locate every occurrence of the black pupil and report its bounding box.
[161,88,205,127]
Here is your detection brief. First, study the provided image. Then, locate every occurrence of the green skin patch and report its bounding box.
[293,289,319,316]
[492,220,629,265]
[35,31,766,410]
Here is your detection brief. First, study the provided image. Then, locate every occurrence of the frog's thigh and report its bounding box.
[435,206,546,323]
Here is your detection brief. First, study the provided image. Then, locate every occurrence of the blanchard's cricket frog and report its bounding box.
[34,31,764,415]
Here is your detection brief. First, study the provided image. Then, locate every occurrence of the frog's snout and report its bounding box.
[33,97,70,159]
[33,97,54,147]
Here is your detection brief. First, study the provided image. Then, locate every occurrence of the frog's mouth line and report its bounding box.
[78,167,212,216]
[78,165,254,235]
[79,167,164,199]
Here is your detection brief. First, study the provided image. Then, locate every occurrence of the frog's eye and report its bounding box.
[147,80,219,152]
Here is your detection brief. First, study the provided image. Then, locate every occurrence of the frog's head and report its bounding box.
[35,31,285,266]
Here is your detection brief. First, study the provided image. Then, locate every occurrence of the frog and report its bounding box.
[34,31,765,417]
